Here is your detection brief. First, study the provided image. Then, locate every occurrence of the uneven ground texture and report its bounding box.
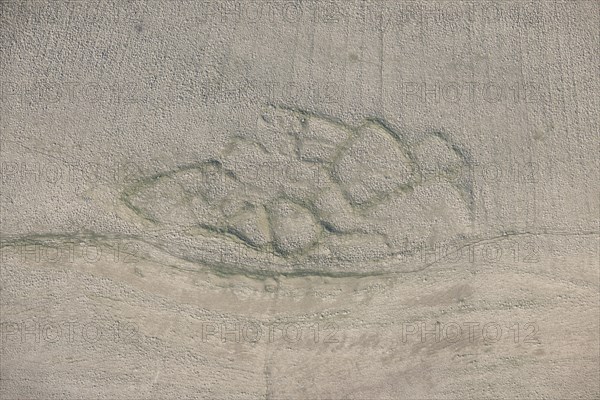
[1,1,599,399]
